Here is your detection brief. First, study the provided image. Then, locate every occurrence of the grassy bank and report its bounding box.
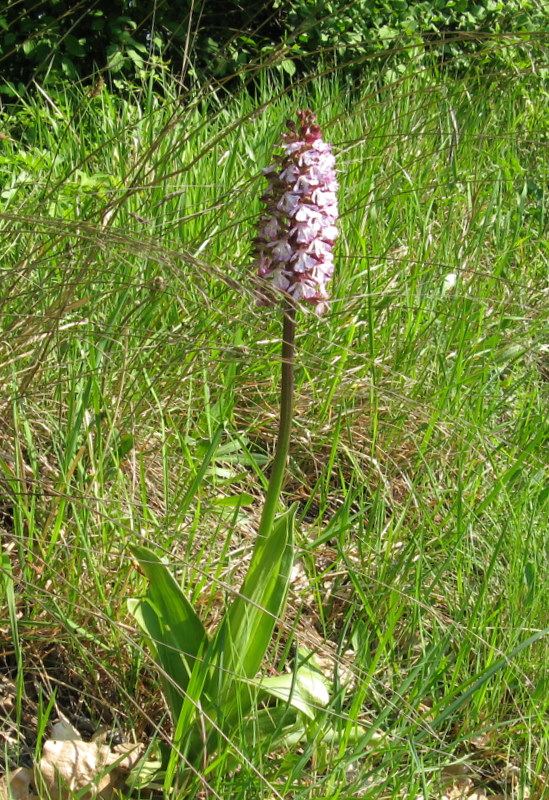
[1,48,547,799]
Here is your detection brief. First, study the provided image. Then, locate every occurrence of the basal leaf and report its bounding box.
[128,545,209,715]
[210,504,296,710]
[128,597,193,719]
[259,667,330,719]
[239,706,306,752]
[130,544,206,654]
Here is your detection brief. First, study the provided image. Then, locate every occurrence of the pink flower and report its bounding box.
[270,240,294,262]
[254,110,338,314]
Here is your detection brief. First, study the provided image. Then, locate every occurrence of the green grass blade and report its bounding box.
[179,426,224,519]
[421,627,549,739]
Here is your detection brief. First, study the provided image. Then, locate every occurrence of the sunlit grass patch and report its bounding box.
[1,34,548,800]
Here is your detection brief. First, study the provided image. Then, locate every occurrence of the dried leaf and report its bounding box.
[1,715,143,800]
[0,741,143,800]
[49,719,81,742]
[442,778,474,800]
[35,738,143,800]
[0,768,37,800]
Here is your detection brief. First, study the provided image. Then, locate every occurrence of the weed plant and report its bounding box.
[0,25,548,800]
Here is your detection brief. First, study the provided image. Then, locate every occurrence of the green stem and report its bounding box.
[257,304,296,539]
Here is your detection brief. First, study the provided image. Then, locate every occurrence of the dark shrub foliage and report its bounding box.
[0,0,284,94]
[0,0,545,96]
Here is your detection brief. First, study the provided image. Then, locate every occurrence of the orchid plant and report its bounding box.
[127,111,351,790]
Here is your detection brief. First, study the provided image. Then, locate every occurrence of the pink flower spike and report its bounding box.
[253,110,338,314]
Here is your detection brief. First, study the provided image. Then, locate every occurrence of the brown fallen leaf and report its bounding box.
[442,779,474,800]
[0,768,38,800]
[1,719,143,800]
[35,738,144,800]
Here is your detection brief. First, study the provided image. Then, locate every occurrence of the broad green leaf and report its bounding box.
[61,56,78,79]
[239,706,306,751]
[259,667,330,719]
[130,544,206,652]
[204,707,306,773]
[280,58,296,76]
[164,652,214,791]
[125,757,163,791]
[211,493,255,507]
[210,504,296,718]
[128,597,194,719]
[317,722,377,745]
[116,432,134,460]
[128,545,209,715]
[64,34,86,57]
[311,718,385,749]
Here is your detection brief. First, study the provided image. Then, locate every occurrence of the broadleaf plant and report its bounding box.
[127,505,298,785]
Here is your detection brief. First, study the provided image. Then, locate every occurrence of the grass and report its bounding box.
[0,34,548,800]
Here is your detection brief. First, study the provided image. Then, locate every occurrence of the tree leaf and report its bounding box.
[64,34,86,57]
